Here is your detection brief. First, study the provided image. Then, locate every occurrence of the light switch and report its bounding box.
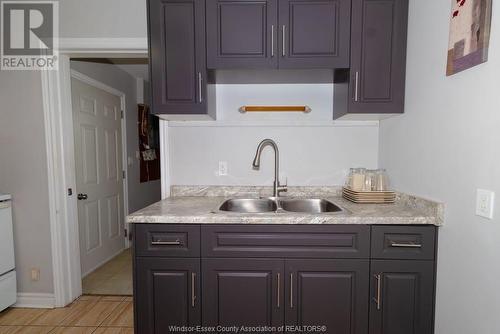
[476,189,495,219]
[218,161,228,176]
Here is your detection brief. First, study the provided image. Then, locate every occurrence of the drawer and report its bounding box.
[371,225,436,260]
[134,224,200,257]
[201,225,370,258]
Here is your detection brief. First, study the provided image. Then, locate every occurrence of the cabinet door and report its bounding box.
[278,0,351,68]
[369,260,435,334]
[348,0,409,114]
[135,258,201,334]
[206,0,278,69]
[203,258,284,330]
[285,259,369,334]
[148,0,207,115]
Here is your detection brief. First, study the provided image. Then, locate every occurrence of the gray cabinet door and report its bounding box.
[369,260,435,334]
[135,258,201,334]
[207,0,278,69]
[203,258,284,330]
[285,259,369,334]
[348,0,409,114]
[148,0,207,115]
[278,0,351,68]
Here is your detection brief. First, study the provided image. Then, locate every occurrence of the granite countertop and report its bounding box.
[126,186,444,226]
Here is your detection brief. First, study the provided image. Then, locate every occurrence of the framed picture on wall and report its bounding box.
[446,0,492,76]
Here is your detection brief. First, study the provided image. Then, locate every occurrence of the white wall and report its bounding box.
[70,61,161,213]
[167,71,379,186]
[379,0,499,333]
[168,125,379,186]
[59,0,147,38]
[0,71,54,294]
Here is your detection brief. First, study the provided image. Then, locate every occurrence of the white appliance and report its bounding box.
[0,194,16,311]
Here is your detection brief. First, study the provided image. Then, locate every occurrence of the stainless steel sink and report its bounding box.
[218,198,278,213]
[215,198,346,214]
[279,198,344,213]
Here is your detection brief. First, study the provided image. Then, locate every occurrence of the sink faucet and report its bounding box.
[252,139,288,198]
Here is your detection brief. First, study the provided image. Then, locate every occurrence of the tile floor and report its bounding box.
[82,250,132,296]
[0,296,133,333]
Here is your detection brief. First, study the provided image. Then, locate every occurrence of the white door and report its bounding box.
[72,77,125,277]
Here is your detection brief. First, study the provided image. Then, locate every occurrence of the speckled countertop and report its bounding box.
[127,186,444,226]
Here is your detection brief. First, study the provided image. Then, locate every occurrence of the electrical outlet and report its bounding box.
[476,189,495,219]
[219,161,228,176]
[31,268,40,281]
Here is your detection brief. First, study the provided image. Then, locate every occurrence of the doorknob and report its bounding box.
[77,194,88,200]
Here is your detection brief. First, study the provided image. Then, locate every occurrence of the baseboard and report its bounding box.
[14,293,55,309]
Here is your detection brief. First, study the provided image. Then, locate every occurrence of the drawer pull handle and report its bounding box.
[373,274,382,310]
[389,241,422,248]
[151,239,182,246]
[289,273,293,309]
[191,272,196,308]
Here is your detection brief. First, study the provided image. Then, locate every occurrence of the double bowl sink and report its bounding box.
[216,198,347,214]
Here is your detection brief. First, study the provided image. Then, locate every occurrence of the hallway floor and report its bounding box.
[82,250,132,296]
[0,296,133,333]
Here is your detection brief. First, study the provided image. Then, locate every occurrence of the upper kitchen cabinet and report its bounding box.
[278,0,351,68]
[148,0,213,119]
[206,0,351,69]
[334,0,409,118]
[206,0,278,69]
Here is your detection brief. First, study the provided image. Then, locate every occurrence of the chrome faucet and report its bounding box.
[252,139,288,198]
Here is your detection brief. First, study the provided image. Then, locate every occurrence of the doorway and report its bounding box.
[70,72,133,296]
[70,70,131,296]
[68,57,159,298]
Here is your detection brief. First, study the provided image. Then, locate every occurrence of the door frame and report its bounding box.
[41,39,148,307]
[70,69,130,274]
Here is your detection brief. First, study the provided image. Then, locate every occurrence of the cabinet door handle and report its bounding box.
[389,241,423,248]
[191,272,196,307]
[277,273,280,308]
[289,273,293,308]
[373,274,382,310]
[271,25,275,57]
[198,72,203,103]
[354,71,360,102]
[151,239,182,246]
[282,25,286,57]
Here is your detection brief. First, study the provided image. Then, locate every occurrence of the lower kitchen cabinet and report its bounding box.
[369,260,435,334]
[286,259,369,334]
[202,258,284,329]
[134,258,201,334]
[133,224,437,334]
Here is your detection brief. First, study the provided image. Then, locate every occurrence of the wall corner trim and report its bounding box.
[14,293,55,309]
